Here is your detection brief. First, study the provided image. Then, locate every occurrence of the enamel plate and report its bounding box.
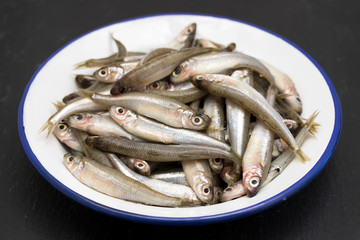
[18,14,341,225]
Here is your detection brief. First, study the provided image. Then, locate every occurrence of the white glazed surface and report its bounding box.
[22,14,335,219]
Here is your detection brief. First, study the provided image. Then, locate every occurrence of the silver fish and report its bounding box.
[108,106,231,152]
[170,52,274,84]
[191,74,308,162]
[64,153,190,207]
[106,153,201,204]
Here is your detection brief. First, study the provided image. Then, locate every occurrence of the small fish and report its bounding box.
[64,153,190,207]
[110,47,215,94]
[242,85,277,197]
[78,90,210,130]
[67,111,140,141]
[191,74,308,162]
[170,52,274,84]
[85,136,241,177]
[108,106,231,152]
[106,153,201,204]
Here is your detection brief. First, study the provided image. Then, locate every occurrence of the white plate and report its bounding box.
[18,14,341,225]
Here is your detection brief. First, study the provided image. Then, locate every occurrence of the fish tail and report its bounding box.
[52,101,65,111]
[296,147,310,162]
[73,60,89,69]
[77,89,94,98]
[39,119,56,137]
[304,110,320,136]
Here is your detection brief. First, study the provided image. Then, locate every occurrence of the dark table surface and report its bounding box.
[1,0,358,239]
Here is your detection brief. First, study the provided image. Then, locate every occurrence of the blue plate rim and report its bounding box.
[17,13,342,226]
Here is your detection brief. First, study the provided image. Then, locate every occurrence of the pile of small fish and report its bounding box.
[41,23,319,207]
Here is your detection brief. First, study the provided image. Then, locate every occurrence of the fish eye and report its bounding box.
[196,76,204,80]
[224,187,232,192]
[149,81,160,90]
[214,158,222,163]
[201,185,212,196]
[137,163,144,168]
[191,116,204,126]
[296,97,302,103]
[249,177,260,188]
[119,87,127,93]
[116,107,125,114]
[58,124,67,130]
[173,67,181,76]
[286,123,293,129]
[75,114,83,120]
[66,155,74,164]
[99,69,107,77]
[215,190,222,197]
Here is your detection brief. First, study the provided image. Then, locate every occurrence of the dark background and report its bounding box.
[1,0,358,239]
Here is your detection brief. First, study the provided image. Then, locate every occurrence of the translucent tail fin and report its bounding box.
[39,119,56,137]
[77,89,95,98]
[296,147,310,163]
[304,110,320,136]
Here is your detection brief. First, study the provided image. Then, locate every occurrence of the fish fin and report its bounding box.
[304,110,320,136]
[39,119,57,137]
[77,89,94,98]
[52,101,65,111]
[296,147,310,163]
[73,60,89,69]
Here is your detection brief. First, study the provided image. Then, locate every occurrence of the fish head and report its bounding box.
[67,113,96,128]
[193,173,214,204]
[170,59,195,83]
[243,166,263,197]
[177,23,196,44]
[212,186,223,204]
[108,105,136,124]
[209,158,224,174]
[283,87,302,114]
[94,66,125,83]
[283,119,299,132]
[53,122,72,140]
[63,153,83,176]
[220,165,234,184]
[220,181,246,202]
[133,159,151,176]
[187,112,211,130]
